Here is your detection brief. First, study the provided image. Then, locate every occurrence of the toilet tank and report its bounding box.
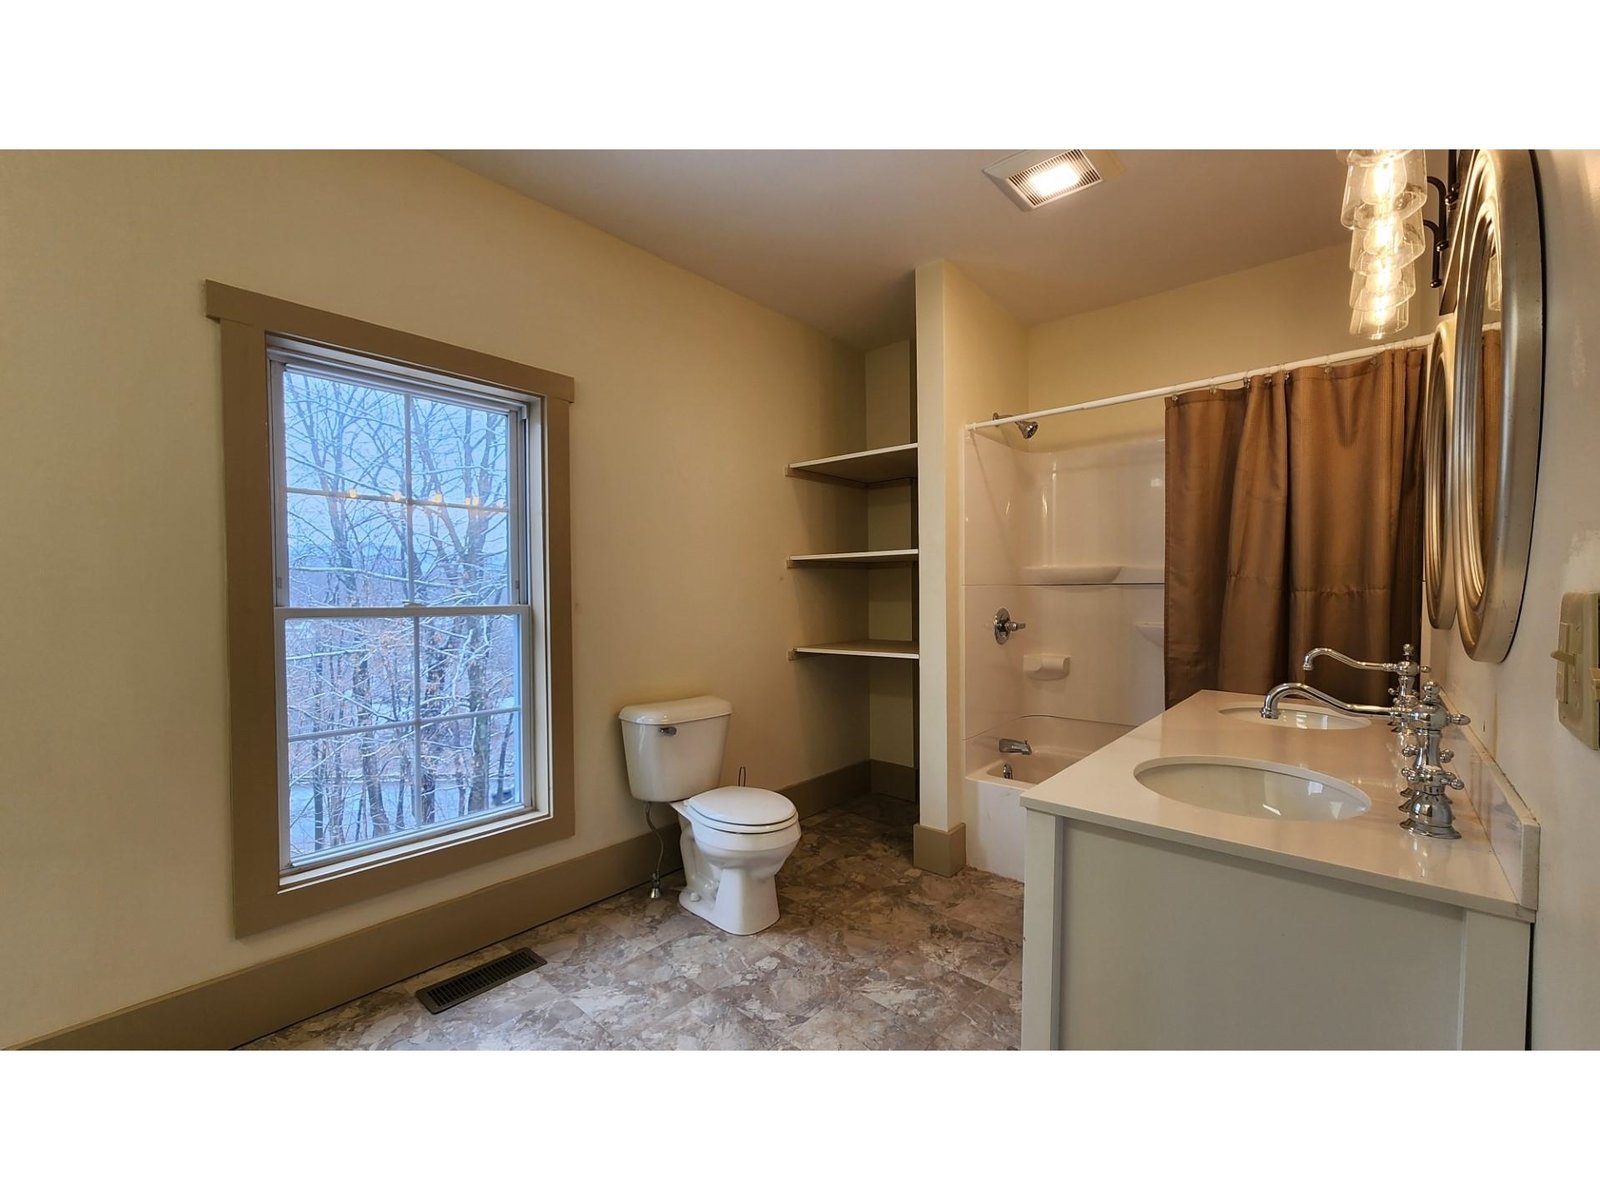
[618,695,733,802]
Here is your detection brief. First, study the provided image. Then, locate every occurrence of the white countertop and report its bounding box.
[1020,689,1535,922]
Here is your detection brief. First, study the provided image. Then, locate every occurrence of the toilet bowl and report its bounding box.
[618,697,801,935]
[672,787,800,934]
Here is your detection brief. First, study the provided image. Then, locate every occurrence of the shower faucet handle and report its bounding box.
[993,608,1026,644]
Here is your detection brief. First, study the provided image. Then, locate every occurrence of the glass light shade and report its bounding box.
[1349,296,1411,340]
[1340,150,1427,229]
[1339,149,1408,166]
[1349,208,1427,272]
[1349,260,1418,308]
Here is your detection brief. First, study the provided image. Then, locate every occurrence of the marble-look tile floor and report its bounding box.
[245,795,1023,1051]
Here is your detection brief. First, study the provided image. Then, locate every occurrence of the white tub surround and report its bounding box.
[962,715,1131,881]
[1020,689,1538,1050]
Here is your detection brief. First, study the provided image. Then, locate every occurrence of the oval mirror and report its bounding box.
[1450,150,1544,663]
[1423,318,1456,629]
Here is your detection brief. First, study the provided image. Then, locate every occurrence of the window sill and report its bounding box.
[236,801,573,937]
[280,808,556,893]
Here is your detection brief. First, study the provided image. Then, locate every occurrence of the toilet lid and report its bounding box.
[686,786,797,829]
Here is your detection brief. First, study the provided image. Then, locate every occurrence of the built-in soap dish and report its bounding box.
[1024,652,1070,681]
[1135,620,1164,646]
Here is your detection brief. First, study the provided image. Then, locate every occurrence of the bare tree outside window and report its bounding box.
[275,360,531,866]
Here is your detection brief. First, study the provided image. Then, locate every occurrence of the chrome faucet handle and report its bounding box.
[1405,680,1471,728]
[1401,763,1465,790]
[993,608,1026,645]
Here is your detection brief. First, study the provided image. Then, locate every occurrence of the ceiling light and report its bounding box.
[983,150,1124,210]
[1022,159,1082,199]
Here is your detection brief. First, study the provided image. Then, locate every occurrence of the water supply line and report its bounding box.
[643,803,666,900]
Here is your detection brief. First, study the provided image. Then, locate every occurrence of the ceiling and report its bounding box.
[438,149,1350,349]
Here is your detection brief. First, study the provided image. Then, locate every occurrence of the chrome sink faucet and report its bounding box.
[1260,673,1471,840]
[1302,643,1428,730]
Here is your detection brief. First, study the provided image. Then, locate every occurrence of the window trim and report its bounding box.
[207,282,574,936]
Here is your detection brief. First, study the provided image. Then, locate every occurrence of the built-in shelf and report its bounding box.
[1021,564,1163,586]
[786,441,918,486]
[791,639,919,661]
[788,548,919,568]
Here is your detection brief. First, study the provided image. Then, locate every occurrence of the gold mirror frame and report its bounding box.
[1423,318,1456,629]
[1449,150,1545,663]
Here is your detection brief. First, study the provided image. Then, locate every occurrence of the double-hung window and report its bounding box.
[208,283,573,934]
[272,344,542,871]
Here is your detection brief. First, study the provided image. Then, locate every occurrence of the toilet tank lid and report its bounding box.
[618,695,733,726]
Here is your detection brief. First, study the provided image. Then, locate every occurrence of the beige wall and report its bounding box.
[917,263,1027,831]
[0,151,868,1046]
[1025,241,1441,450]
[1423,149,1600,1049]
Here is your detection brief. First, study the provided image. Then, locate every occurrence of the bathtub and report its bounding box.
[964,716,1133,880]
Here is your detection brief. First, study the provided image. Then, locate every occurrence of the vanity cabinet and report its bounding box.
[1018,689,1537,1050]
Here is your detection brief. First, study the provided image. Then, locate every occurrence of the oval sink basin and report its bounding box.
[1134,756,1371,821]
[1219,702,1371,731]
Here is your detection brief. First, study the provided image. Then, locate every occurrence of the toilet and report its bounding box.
[618,695,800,935]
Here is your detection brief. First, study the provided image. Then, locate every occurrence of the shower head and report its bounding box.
[994,412,1039,439]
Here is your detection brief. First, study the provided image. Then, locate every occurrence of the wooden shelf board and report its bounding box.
[786,442,918,486]
[787,548,919,567]
[792,640,919,660]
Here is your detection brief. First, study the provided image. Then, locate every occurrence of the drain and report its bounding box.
[415,947,546,1015]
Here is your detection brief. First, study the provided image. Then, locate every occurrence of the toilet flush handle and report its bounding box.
[658,726,677,736]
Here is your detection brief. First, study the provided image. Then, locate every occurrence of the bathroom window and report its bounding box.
[208,283,574,934]
[272,347,540,869]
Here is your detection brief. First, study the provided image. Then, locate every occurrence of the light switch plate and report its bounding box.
[1554,592,1600,750]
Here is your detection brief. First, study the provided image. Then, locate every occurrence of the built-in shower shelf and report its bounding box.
[791,640,919,661]
[787,441,918,486]
[788,548,919,568]
[1021,564,1163,585]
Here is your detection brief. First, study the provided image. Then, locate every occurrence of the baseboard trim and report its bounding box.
[869,759,916,802]
[913,821,968,877]
[19,760,869,1050]
[784,759,871,820]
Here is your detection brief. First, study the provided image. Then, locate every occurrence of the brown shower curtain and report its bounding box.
[1164,347,1425,708]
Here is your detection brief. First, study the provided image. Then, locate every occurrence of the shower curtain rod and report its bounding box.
[966,333,1435,432]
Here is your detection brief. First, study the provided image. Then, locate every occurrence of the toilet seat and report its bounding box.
[684,786,797,834]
